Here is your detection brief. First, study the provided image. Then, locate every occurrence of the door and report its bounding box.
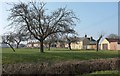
[103,44,108,50]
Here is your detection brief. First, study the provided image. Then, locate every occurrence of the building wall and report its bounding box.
[71,41,97,50]
[110,42,117,50]
[56,42,60,48]
[117,44,120,50]
[27,44,33,48]
[87,45,96,50]
[34,43,40,47]
[65,44,68,48]
[71,41,83,49]
[101,39,110,50]
[71,43,75,49]
[56,42,65,48]
[78,41,83,49]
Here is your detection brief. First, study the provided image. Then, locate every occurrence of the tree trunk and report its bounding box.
[8,43,15,52]
[48,43,51,51]
[40,40,44,53]
[96,35,103,51]
[16,43,19,49]
[15,40,21,49]
[96,41,99,51]
[68,43,71,50]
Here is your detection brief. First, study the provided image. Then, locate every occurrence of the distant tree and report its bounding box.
[66,35,79,50]
[8,2,79,53]
[13,29,29,48]
[45,34,58,51]
[2,33,15,52]
[107,34,119,39]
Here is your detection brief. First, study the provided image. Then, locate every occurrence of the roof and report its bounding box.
[89,41,97,45]
[79,37,96,41]
[27,42,40,44]
[87,38,96,42]
[79,37,96,45]
[106,38,120,44]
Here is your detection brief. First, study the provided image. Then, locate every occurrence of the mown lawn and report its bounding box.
[82,70,119,76]
[2,48,118,64]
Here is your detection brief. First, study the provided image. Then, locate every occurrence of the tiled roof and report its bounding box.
[87,38,96,42]
[89,41,97,45]
[79,37,96,42]
[106,38,120,44]
[79,37,96,45]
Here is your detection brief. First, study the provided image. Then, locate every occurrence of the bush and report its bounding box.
[45,58,119,75]
[2,63,48,75]
[2,58,119,76]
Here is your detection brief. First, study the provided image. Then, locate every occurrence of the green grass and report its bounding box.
[91,70,119,74]
[82,70,119,76]
[2,48,119,64]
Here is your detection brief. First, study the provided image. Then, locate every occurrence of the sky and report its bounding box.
[0,0,118,40]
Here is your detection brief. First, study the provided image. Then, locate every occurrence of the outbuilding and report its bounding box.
[101,38,120,50]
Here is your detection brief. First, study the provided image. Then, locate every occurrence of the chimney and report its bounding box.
[90,36,93,41]
[85,34,87,38]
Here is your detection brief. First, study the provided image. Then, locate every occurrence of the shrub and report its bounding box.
[2,58,119,76]
[2,63,48,75]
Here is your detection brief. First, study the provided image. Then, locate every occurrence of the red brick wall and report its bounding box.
[110,42,117,50]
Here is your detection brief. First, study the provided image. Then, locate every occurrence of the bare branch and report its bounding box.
[7,2,79,52]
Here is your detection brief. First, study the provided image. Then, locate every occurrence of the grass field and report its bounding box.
[2,48,118,64]
[82,70,119,76]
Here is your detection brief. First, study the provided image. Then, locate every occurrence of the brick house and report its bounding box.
[71,35,97,50]
[27,42,40,48]
[101,38,120,50]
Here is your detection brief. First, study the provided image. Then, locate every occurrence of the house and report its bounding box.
[71,35,97,50]
[27,41,58,48]
[101,38,120,50]
[56,42,66,48]
[27,35,97,50]
[27,42,40,48]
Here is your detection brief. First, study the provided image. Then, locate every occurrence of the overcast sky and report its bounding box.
[0,0,119,39]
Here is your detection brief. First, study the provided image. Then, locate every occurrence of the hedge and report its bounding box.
[2,58,119,76]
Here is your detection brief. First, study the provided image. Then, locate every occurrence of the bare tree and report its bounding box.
[2,33,15,52]
[107,34,119,39]
[45,34,58,51]
[66,35,79,50]
[13,29,29,48]
[96,35,103,51]
[8,2,79,53]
